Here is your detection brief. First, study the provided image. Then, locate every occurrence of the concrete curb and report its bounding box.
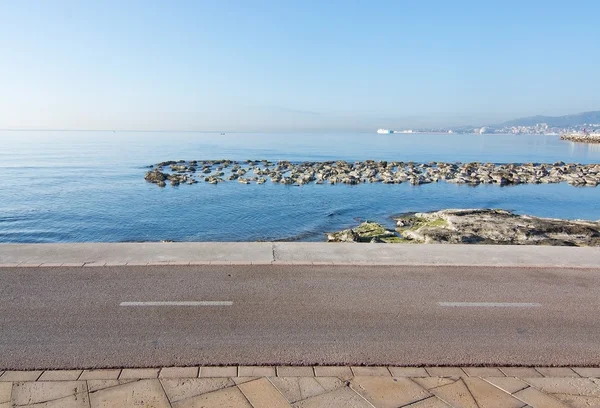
[1,366,599,380]
[1,242,600,268]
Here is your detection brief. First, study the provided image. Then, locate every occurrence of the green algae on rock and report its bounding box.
[395,209,600,246]
[326,222,399,243]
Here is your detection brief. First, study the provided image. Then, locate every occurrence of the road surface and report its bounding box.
[1,264,599,369]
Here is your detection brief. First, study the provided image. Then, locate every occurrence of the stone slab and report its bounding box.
[499,367,543,378]
[79,369,121,380]
[277,366,314,377]
[571,367,600,377]
[120,368,160,379]
[160,378,235,403]
[238,366,276,377]
[38,370,83,381]
[172,386,252,408]
[426,367,466,377]
[314,366,353,377]
[11,381,87,405]
[462,367,505,377]
[535,367,580,377]
[200,366,238,377]
[0,383,10,403]
[350,376,432,407]
[351,366,391,376]
[293,387,372,408]
[514,386,570,408]
[388,367,429,377]
[270,377,345,404]
[238,378,292,408]
[0,371,43,381]
[159,366,199,378]
[89,379,170,408]
[463,377,526,408]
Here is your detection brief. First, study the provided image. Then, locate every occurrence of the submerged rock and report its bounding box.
[394,209,600,246]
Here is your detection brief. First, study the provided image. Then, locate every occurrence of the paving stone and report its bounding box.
[484,377,529,394]
[535,367,580,377]
[404,396,452,407]
[499,367,543,378]
[61,263,85,267]
[200,366,238,377]
[571,367,600,377]
[238,378,291,407]
[463,377,526,408]
[277,366,314,377]
[120,368,160,379]
[426,367,466,377]
[38,370,83,381]
[430,378,478,408]
[18,393,90,408]
[0,402,8,408]
[270,376,345,403]
[413,377,458,390]
[292,387,373,408]
[351,366,391,376]
[159,367,199,378]
[89,379,170,408]
[522,377,600,396]
[552,393,600,407]
[87,379,138,392]
[388,367,429,377]
[160,378,235,403]
[79,369,121,380]
[313,366,353,377]
[514,387,570,408]
[172,386,252,408]
[238,366,276,377]
[11,381,88,405]
[462,367,505,377]
[350,376,432,408]
[40,263,64,267]
[0,371,43,381]
[0,383,10,403]
[232,377,259,385]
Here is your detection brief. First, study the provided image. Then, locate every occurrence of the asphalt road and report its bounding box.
[1,264,599,369]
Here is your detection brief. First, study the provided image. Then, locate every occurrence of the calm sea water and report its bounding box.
[1,131,600,243]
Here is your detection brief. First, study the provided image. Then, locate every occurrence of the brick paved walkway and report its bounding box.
[2,366,600,407]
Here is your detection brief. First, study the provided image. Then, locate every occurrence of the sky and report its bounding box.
[1,0,599,132]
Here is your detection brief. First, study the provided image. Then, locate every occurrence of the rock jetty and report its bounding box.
[560,133,600,144]
[145,160,600,187]
[327,209,600,246]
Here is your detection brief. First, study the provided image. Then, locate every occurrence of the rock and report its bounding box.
[393,209,600,246]
[327,222,398,243]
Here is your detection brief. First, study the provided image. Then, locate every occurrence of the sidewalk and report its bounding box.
[2,365,599,407]
[2,242,600,268]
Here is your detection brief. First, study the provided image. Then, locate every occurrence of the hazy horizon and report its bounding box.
[2,1,599,132]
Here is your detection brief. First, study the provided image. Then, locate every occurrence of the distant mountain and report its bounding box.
[496,111,600,127]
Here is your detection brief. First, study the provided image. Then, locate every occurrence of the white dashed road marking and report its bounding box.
[120,301,233,306]
[438,302,541,307]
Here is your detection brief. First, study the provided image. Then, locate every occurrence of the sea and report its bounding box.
[1,131,600,243]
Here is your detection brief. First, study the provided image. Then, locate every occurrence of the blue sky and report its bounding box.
[1,0,599,131]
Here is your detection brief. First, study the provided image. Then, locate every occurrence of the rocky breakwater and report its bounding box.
[145,160,600,187]
[328,209,600,246]
[560,133,600,144]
